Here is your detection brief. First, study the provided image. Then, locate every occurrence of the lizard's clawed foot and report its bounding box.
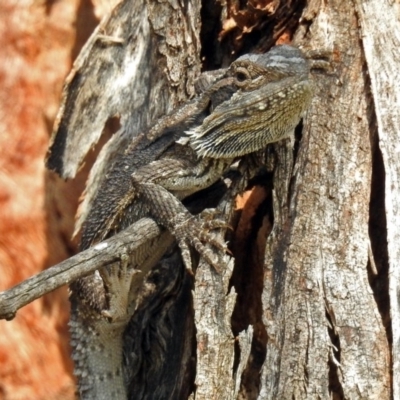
[99,255,139,323]
[197,208,233,231]
[171,211,229,273]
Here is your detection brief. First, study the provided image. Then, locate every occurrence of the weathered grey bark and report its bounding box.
[47,0,202,235]
[257,0,391,396]
[0,0,398,399]
[353,2,400,398]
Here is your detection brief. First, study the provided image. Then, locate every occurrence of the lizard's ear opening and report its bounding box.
[205,98,214,115]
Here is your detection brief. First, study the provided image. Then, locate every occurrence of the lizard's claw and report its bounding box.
[197,208,233,231]
[171,212,229,273]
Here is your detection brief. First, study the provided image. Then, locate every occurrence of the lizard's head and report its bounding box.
[187,45,313,159]
[234,45,310,82]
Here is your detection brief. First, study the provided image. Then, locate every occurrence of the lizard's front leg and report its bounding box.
[131,158,231,271]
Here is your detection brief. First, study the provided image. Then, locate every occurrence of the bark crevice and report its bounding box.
[368,130,392,359]
[325,310,344,399]
[364,52,392,353]
[230,176,272,399]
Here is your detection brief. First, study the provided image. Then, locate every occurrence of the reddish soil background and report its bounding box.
[0,1,113,398]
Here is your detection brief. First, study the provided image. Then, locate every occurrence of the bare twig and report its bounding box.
[0,218,161,321]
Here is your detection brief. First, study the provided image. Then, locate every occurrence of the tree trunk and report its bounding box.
[257,0,391,396]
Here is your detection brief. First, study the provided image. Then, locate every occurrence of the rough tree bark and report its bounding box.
[0,0,398,399]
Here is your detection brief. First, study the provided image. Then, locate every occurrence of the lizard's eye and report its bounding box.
[234,68,250,84]
[236,72,247,81]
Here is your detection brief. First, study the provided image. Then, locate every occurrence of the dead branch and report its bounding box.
[0,218,161,320]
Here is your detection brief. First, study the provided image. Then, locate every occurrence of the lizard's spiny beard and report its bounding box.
[187,78,313,159]
[188,118,291,159]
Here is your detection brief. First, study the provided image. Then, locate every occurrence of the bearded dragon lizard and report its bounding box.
[58,45,313,399]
